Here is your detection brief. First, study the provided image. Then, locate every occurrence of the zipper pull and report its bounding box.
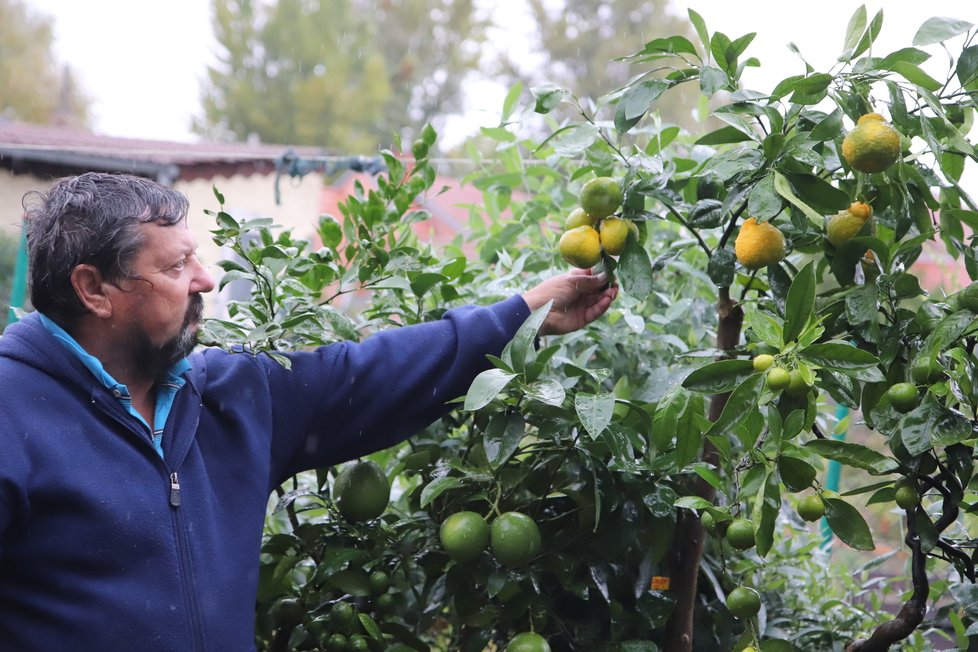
[169,472,181,507]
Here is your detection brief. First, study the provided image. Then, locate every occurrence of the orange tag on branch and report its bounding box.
[650,576,671,590]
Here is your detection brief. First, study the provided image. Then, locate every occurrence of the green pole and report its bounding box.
[820,403,849,548]
[7,224,28,325]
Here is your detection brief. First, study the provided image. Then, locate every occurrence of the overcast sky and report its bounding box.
[25,0,977,147]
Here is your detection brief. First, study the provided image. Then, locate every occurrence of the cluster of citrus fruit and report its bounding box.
[438,510,542,567]
[700,513,763,619]
[752,353,815,399]
[558,177,634,268]
[299,572,395,651]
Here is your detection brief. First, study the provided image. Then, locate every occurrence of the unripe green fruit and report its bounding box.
[895,485,920,510]
[725,518,756,550]
[785,369,811,398]
[767,367,791,391]
[886,382,920,413]
[797,495,825,522]
[753,354,775,372]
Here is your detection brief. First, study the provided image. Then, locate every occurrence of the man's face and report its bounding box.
[111,221,215,377]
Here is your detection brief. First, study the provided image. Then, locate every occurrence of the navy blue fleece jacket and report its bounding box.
[0,296,529,651]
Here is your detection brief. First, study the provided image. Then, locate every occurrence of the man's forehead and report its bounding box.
[138,221,196,252]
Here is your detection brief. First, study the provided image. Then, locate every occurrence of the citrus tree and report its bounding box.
[203,6,978,651]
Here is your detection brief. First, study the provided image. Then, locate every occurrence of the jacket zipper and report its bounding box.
[168,471,206,650]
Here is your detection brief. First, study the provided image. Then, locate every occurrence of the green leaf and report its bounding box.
[464,369,517,411]
[754,470,780,557]
[899,398,973,455]
[699,66,728,97]
[745,309,784,349]
[682,359,757,393]
[800,342,880,371]
[619,236,653,301]
[317,215,342,249]
[532,85,569,114]
[840,5,868,58]
[957,46,978,88]
[501,82,522,121]
[810,109,844,142]
[688,199,724,228]
[695,125,754,146]
[506,301,551,374]
[675,403,704,468]
[358,613,383,640]
[851,9,884,60]
[773,170,822,229]
[784,262,815,343]
[576,392,616,439]
[778,455,818,492]
[704,374,765,438]
[706,247,736,288]
[674,496,712,511]
[640,35,699,57]
[913,16,974,46]
[748,174,783,219]
[886,61,942,92]
[420,477,464,508]
[688,8,710,54]
[524,379,565,406]
[551,124,599,156]
[484,411,525,467]
[621,80,669,121]
[878,47,931,68]
[824,496,875,550]
[805,439,898,474]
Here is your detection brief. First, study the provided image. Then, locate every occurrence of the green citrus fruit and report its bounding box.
[329,601,356,631]
[957,282,978,313]
[727,586,761,618]
[559,225,602,269]
[785,369,811,398]
[753,354,775,372]
[766,367,791,391]
[842,113,901,173]
[579,177,623,219]
[886,382,920,413]
[333,461,390,522]
[439,511,490,563]
[325,634,348,652]
[368,570,390,595]
[797,494,825,522]
[916,453,938,476]
[491,512,542,567]
[506,631,552,652]
[347,634,370,651]
[735,218,787,269]
[895,484,920,510]
[726,518,756,550]
[599,217,630,256]
[911,355,944,385]
[270,597,305,628]
[565,207,597,230]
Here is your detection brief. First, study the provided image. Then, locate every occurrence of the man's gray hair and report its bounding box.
[23,172,189,327]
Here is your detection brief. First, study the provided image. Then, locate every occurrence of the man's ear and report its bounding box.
[70,264,113,319]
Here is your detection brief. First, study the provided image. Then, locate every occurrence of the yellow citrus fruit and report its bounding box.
[753,354,775,372]
[599,217,630,256]
[579,177,623,219]
[333,460,390,522]
[439,511,490,563]
[565,207,596,230]
[727,586,761,618]
[886,382,920,413]
[766,367,791,391]
[826,202,874,247]
[506,632,551,652]
[797,494,825,522]
[785,369,811,398]
[559,225,602,269]
[725,518,756,550]
[490,512,542,567]
[735,218,786,269]
[842,113,901,173]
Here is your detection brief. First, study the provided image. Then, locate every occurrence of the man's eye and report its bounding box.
[171,260,186,271]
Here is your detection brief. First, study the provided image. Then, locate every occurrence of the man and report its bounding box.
[0,172,616,650]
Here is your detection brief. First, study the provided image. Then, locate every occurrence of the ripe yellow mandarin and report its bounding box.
[559,226,602,268]
[826,202,874,247]
[735,218,786,269]
[565,207,597,230]
[599,218,630,256]
[842,114,901,173]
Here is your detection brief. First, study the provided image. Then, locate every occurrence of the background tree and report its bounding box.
[0,0,90,127]
[497,0,704,131]
[196,0,489,152]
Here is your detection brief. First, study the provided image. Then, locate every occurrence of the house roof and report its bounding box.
[0,119,327,183]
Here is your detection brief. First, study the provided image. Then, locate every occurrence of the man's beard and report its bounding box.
[129,295,204,379]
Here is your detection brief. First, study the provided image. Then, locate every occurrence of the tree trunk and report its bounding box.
[662,287,744,652]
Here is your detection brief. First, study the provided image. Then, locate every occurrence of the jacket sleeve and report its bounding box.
[263,295,531,482]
